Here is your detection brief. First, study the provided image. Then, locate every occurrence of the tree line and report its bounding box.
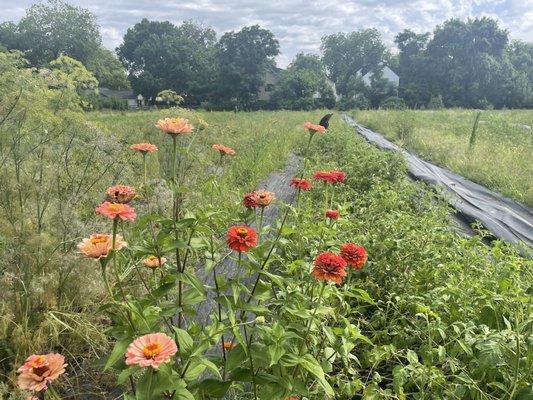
[1,0,531,109]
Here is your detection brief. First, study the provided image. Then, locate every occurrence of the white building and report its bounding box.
[360,66,399,87]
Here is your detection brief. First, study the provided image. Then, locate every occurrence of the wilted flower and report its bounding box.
[223,340,236,350]
[155,117,194,135]
[311,252,347,284]
[96,202,136,221]
[212,144,236,156]
[325,209,340,220]
[143,255,167,269]
[106,185,136,204]
[243,193,258,209]
[17,353,67,392]
[130,143,158,153]
[340,243,368,270]
[253,190,276,208]
[125,333,178,369]
[303,121,326,134]
[77,234,127,259]
[290,177,312,191]
[226,225,258,253]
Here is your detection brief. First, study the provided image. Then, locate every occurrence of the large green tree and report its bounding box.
[216,25,279,107]
[117,19,217,104]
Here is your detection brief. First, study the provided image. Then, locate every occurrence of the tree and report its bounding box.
[86,47,130,90]
[117,19,217,104]
[49,54,98,92]
[321,29,390,97]
[216,25,279,107]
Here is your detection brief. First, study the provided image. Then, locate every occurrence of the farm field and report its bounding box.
[2,101,532,399]
[353,109,533,206]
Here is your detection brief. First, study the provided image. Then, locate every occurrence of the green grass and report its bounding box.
[352,109,533,206]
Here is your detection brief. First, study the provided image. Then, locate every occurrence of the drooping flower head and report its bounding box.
[227,225,258,253]
[311,252,347,284]
[125,333,178,369]
[303,122,326,134]
[243,192,258,209]
[290,177,312,191]
[155,117,194,135]
[130,143,158,153]
[77,234,127,259]
[17,353,67,392]
[106,185,136,204]
[325,209,340,220]
[96,202,136,221]
[143,255,167,269]
[212,144,236,156]
[340,243,368,270]
[252,190,276,208]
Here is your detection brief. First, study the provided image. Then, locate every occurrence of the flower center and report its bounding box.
[236,228,248,238]
[143,342,162,359]
[108,203,123,212]
[90,235,108,245]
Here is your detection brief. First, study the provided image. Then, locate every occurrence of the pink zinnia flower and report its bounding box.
[143,255,167,269]
[17,353,67,392]
[77,234,127,259]
[155,118,194,135]
[303,122,326,134]
[130,143,158,153]
[106,185,136,204]
[96,202,136,221]
[125,333,178,369]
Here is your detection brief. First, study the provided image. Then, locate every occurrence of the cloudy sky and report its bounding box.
[1,0,532,67]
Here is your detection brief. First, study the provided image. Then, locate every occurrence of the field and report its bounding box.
[2,98,532,399]
[352,109,533,206]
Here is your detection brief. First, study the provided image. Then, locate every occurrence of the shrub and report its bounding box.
[427,94,444,109]
[380,96,407,110]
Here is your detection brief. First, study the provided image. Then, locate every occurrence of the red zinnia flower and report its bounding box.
[314,170,347,184]
[303,122,326,134]
[290,177,312,191]
[330,170,347,183]
[226,225,258,252]
[243,192,258,208]
[340,243,368,269]
[311,252,347,284]
[325,209,340,219]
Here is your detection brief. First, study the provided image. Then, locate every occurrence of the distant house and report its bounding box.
[99,87,141,108]
[257,67,283,101]
[358,66,399,87]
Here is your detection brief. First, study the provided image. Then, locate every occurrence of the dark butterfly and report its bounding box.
[319,113,334,129]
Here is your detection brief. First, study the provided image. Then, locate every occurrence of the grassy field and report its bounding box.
[352,109,533,206]
[2,106,531,399]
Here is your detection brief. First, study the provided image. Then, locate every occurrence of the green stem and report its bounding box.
[258,207,265,242]
[142,153,147,185]
[171,135,178,184]
[245,325,259,400]
[100,261,113,299]
[146,367,154,400]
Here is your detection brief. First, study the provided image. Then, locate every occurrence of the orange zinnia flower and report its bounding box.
[340,243,368,270]
[155,117,194,135]
[143,255,167,269]
[17,353,67,392]
[95,201,136,221]
[303,121,326,134]
[226,225,258,252]
[222,340,236,351]
[311,252,347,284]
[243,192,258,208]
[125,333,178,369]
[325,209,340,220]
[253,190,275,208]
[77,234,127,259]
[212,144,236,156]
[130,143,158,153]
[106,184,136,204]
[290,177,312,191]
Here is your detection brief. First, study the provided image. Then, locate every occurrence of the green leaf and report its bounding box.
[117,365,140,384]
[174,328,194,355]
[298,353,334,397]
[104,338,130,371]
[197,379,232,398]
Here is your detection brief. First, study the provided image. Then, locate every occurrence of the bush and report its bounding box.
[427,94,444,109]
[380,96,407,110]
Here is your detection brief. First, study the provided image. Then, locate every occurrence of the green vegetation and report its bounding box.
[354,109,533,205]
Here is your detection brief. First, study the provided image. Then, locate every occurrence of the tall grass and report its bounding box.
[353,109,533,206]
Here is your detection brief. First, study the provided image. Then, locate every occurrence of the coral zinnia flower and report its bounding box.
[222,340,236,351]
[143,255,167,269]
[226,225,258,252]
[330,170,347,183]
[311,252,347,284]
[106,185,136,204]
[130,143,158,153]
[125,333,178,369]
[314,170,347,184]
[340,243,368,269]
[212,144,236,156]
[243,192,258,208]
[325,209,340,220]
[77,234,127,259]
[303,122,326,134]
[155,117,194,135]
[96,202,136,221]
[290,177,312,191]
[253,190,275,208]
[17,353,67,392]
